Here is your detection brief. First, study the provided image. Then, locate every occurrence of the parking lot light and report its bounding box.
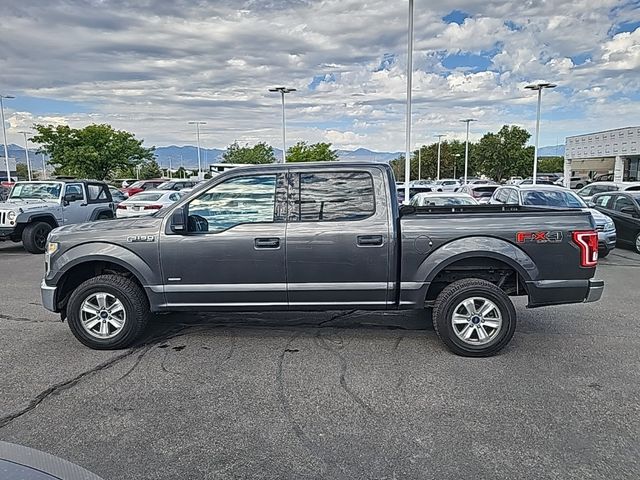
[269,87,296,163]
[1,94,15,183]
[188,121,206,179]
[435,134,446,181]
[525,82,557,185]
[403,0,414,204]
[18,131,32,181]
[460,119,476,184]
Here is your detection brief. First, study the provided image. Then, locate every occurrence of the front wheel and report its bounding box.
[22,221,52,254]
[635,233,640,254]
[66,274,150,349]
[432,278,516,357]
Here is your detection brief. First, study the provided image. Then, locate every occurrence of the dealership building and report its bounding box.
[564,126,640,182]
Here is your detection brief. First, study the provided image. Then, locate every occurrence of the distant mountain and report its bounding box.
[336,148,401,162]
[538,144,565,157]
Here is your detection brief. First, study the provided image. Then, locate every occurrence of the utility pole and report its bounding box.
[435,134,446,181]
[0,94,15,182]
[18,131,32,180]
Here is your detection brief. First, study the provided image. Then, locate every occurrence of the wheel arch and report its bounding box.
[19,214,59,229]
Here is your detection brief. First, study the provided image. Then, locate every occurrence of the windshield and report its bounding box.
[471,186,498,198]
[9,182,63,200]
[127,192,164,202]
[157,182,177,190]
[411,195,477,206]
[522,190,586,208]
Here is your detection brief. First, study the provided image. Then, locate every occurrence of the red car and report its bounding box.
[120,179,165,197]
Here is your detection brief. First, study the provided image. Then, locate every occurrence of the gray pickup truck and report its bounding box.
[0,180,115,253]
[41,163,603,356]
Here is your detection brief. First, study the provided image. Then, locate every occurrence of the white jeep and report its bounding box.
[0,180,115,253]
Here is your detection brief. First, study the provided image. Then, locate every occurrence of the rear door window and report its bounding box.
[612,195,634,213]
[293,171,375,222]
[507,189,520,204]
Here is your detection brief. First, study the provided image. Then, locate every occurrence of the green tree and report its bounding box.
[474,125,533,181]
[222,141,276,164]
[139,159,163,179]
[31,124,154,180]
[286,142,338,162]
[537,156,564,173]
[16,163,29,179]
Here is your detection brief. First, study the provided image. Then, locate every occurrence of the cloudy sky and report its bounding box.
[1,0,639,152]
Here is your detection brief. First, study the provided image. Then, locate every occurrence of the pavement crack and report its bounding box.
[0,313,52,324]
[318,309,358,327]
[0,349,136,429]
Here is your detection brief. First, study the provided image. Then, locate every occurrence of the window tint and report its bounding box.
[521,190,585,208]
[612,195,634,212]
[298,172,374,222]
[131,192,163,202]
[577,186,592,196]
[87,184,108,201]
[494,189,509,203]
[590,185,613,195]
[169,193,181,201]
[188,175,276,232]
[594,195,612,208]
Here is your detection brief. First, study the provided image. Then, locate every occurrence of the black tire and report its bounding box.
[599,249,610,258]
[635,233,640,254]
[22,221,52,254]
[66,274,150,350]
[432,278,516,357]
[575,183,584,189]
[96,211,113,220]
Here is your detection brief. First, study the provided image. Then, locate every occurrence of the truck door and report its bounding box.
[62,183,90,224]
[160,171,288,308]
[285,168,391,308]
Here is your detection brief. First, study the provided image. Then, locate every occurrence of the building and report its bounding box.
[209,162,248,174]
[0,157,17,181]
[564,126,640,183]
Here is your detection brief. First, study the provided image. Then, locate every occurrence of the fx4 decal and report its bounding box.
[516,231,563,244]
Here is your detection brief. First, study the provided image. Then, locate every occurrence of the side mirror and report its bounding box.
[170,207,186,232]
[587,201,596,208]
[64,193,81,203]
[621,207,639,217]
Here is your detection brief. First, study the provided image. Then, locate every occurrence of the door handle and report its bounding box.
[357,235,384,247]
[254,237,280,249]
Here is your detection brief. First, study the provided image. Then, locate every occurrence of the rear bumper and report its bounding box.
[41,280,58,313]
[526,279,604,308]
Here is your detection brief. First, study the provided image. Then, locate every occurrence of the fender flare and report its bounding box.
[50,242,158,287]
[88,207,114,221]
[17,213,59,228]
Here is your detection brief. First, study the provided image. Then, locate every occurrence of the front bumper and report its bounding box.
[0,227,16,239]
[41,279,58,312]
[598,230,616,251]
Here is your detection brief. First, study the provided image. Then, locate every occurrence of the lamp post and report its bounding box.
[18,131,32,180]
[460,119,477,184]
[403,0,414,204]
[188,121,206,179]
[435,134,446,181]
[453,153,461,179]
[417,145,421,181]
[525,82,556,185]
[269,87,296,162]
[41,153,46,179]
[0,94,15,182]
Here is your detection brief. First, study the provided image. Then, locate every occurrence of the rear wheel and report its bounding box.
[575,183,584,189]
[432,278,516,357]
[635,233,640,254]
[96,211,113,220]
[66,275,150,349]
[22,221,52,254]
[599,248,610,258]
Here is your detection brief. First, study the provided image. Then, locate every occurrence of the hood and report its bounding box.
[0,198,60,211]
[52,216,162,236]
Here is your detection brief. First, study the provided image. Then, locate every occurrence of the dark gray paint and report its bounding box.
[43,163,602,314]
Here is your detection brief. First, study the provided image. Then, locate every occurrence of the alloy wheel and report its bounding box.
[451,296,503,346]
[80,292,127,339]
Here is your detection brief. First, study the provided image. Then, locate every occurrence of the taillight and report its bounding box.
[144,205,162,210]
[116,204,127,210]
[572,231,598,267]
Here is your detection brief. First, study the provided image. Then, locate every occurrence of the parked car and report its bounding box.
[554,176,590,189]
[457,184,499,203]
[120,179,165,198]
[505,176,523,185]
[490,185,617,257]
[119,178,138,188]
[396,185,433,204]
[116,190,183,218]
[519,177,556,185]
[468,179,497,186]
[576,181,640,202]
[591,191,640,253]
[0,180,115,253]
[42,162,603,356]
[410,192,478,206]
[108,187,127,205]
[433,179,461,192]
[0,185,8,201]
[593,173,614,182]
[157,180,199,191]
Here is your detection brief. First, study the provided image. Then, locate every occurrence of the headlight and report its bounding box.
[605,222,615,232]
[46,242,59,255]
[7,210,16,221]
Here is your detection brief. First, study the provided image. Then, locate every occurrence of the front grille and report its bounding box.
[0,210,7,225]
[595,225,604,232]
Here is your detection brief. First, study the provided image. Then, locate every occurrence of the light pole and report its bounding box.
[269,87,296,162]
[188,121,206,179]
[460,119,476,184]
[525,82,556,185]
[417,145,421,181]
[168,156,172,179]
[0,94,15,182]
[41,153,46,179]
[453,153,461,179]
[435,134,446,181]
[403,0,414,203]
[18,131,32,180]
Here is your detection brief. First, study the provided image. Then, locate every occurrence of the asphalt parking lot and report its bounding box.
[1,241,640,479]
